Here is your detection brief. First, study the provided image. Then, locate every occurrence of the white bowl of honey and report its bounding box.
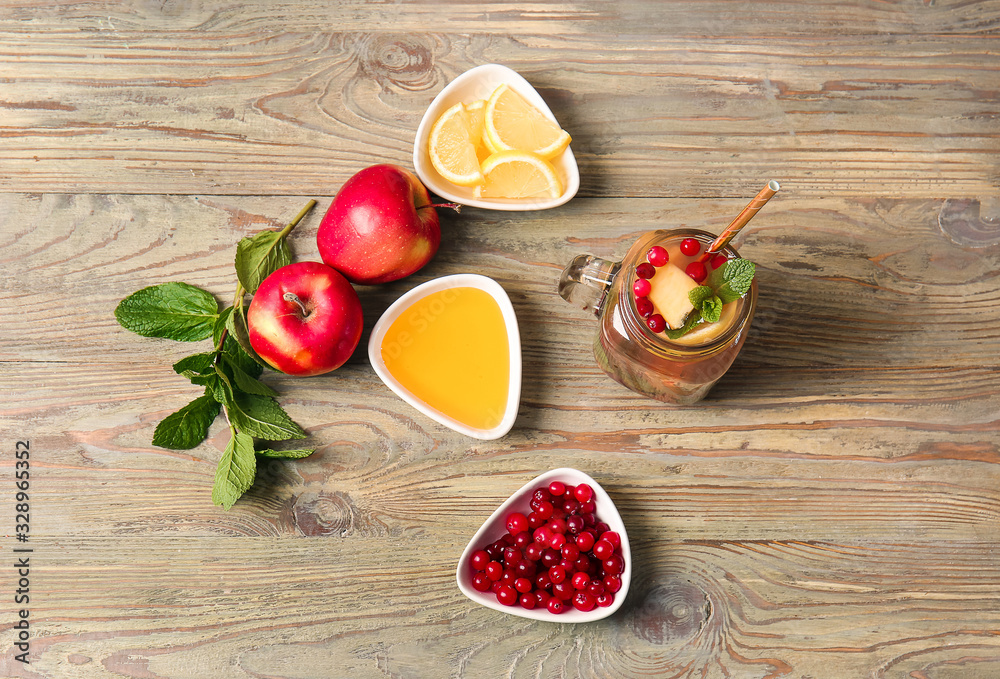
[368,274,522,440]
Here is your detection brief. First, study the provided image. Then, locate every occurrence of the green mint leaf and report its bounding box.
[212,430,257,510]
[229,392,307,441]
[234,231,292,295]
[152,394,221,450]
[173,352,217,379]
[699,295,723,323]
[257,448,315,459]
[715,259,756,304]
[221,354,278,397]
[688,285,714,308]
[662,311,703,340]
[115,282,219,342]
[214,306,234,347]
[222,331,264,378]
[225,305,271,371]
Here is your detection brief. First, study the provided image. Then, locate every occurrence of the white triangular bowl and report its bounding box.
[456,468,631,622]
[413,63,579,211]
[368,274,521,440]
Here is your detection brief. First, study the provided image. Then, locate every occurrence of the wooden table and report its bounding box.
[3,2,999,677]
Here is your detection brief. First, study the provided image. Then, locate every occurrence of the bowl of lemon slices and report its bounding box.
[413,64,580,211]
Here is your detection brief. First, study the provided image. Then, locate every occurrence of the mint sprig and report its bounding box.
[115,200,319,509]
[669,257,756,339]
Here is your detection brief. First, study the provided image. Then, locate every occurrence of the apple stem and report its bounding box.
[283,292,310,319]
[424,201,462,213]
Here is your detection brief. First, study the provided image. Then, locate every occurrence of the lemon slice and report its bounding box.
[463,99,493,163]
[428,102,484,187]
[484,83,571,160]
[474,150,563,200]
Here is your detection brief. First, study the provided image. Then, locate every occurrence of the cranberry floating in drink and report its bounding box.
[559,181,779,404]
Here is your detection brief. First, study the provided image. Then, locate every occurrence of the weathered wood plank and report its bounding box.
[0,26,996,197]
[5,537,1000,678]
[3,193,998,368]
[3,0,1000,36]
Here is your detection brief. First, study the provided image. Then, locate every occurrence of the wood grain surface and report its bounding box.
[2,1,1000,678]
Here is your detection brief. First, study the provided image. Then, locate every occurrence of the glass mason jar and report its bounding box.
[559,228,757,405]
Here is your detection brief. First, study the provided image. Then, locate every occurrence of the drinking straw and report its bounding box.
[700,180,780,261]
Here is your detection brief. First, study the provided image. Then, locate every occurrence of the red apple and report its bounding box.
[317,164,452,285]
[247,261,363,376]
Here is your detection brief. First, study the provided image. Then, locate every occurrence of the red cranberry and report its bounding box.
[506,512,528,535]
[603,575,622,593]
[513,531,531,549]
[592,539,615,561]
[635,296,653,318]
[535,590,551,607]
[549,533,567,550]
[547,481,566,496]
[685,261,707,283]
[535,572,552,591]
[603,554,625,576]
[561,543,580,561]
[527,511,546,529]
[514,577,533,593]
[552,581,574,601]
[573,484,594,503]
[599,531,621,549]
[533,526,553,545]
[571,571,590,590]
[535,501,554,520]
[503,546,522,565]
[647,245,669,266]
[596,592,615,607]
[486,561,503,581]
[500,570,516,585]
[576,531,595,552]
[496,584,518,606]
[566,515,585,534]
[532,488,551,502]
[579,500,596,515]
[548,565,567,584]
[547,598,566,614]
[680,238,701,256]
[587,581,606,597]
[514,560,536,578]
[547,517,568,534]
[524,543,544,561]
[636,262,656,280]
[710,253,728,269]
[541,548,561,568]
[471,550,490,571]
[646,314,666,333]
[632,278,651,297]
[519,593,537,609]
[472,572,491,592]
[572,591,596,612]
[594,521,610,535]
[561,499,579,515]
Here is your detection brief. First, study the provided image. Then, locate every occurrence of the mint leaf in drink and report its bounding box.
[257,448,315,459]
[235,230,292,295]
[229,392,307,441]
[663,310,702,340]
[212,430,257,510]
[115,282,219,341]
[152,394,221,450]
[707,258,755,304]
[700,295,723,323]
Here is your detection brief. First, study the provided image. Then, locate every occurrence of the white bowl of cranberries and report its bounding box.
[456,468,631,622]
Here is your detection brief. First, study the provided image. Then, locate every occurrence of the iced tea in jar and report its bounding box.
[559,228,757,404]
